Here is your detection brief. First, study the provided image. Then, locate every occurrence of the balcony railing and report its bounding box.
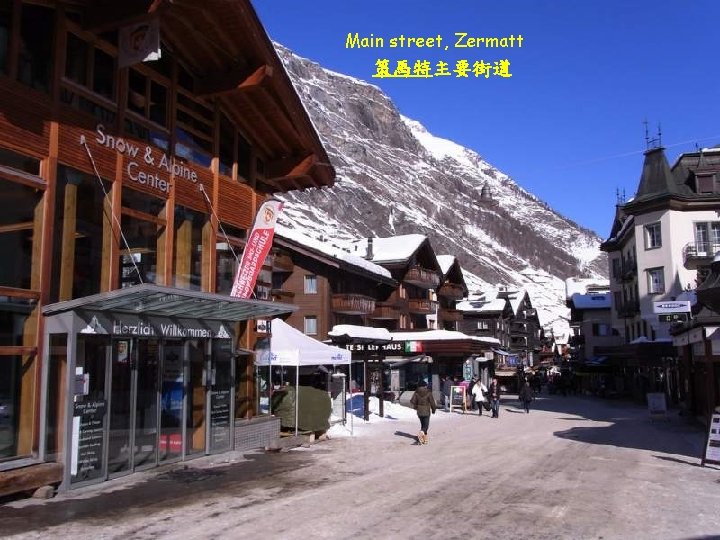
[438,282,465,300]
[683,241,720,269]
[331,294,376,315]
[439,308,463,322]
[407,298,438,314]
[404,265,441,289]
[369,302,400,320]
[271,289,295,301]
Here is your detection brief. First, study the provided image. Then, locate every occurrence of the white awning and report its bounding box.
[256,319,351,366]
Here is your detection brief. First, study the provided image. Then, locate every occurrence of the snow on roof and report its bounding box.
[456,297,506,313]
[328,325,392,341]
[507,289,527,315]
[565,278,610,299]
[570,293,611,309]
[390,329,499,345]
[436,255,456,276]
[275,224,391,279]
[350,234,427,263]
[629,336,673,344]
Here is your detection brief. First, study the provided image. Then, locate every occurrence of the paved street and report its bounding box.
[1,394,719,540]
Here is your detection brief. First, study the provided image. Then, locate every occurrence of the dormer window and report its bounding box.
[696,173,717,194]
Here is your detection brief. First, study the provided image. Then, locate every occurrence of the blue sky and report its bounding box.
[253,0,720,237]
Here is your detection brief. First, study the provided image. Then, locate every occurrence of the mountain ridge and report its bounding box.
[271,43,607,337]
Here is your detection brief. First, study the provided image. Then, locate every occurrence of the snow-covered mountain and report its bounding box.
[273,44,607,339]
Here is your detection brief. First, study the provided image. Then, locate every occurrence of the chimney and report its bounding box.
[366,237,374,260]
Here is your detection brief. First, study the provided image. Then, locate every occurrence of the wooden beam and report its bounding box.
[266,153,317,180]
[0,286,40,300]
[83,0,167,33]
[194,65,273,97]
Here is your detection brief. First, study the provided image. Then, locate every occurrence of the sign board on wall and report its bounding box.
[653,301,691,314]
[702,410,720,466]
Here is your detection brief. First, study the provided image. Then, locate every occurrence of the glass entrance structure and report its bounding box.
[40,284,295,489]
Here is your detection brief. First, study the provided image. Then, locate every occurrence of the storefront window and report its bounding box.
[0,353,34,460]
[0,178,43,290]
[160,340,184,462]
[50,167,109,302]
[173,205,205,290]
[119,189,166,287]
[18,4,54,92]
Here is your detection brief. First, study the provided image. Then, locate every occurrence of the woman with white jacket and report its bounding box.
[471,379,488,416]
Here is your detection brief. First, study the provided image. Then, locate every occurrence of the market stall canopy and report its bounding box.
[257,319,351,366]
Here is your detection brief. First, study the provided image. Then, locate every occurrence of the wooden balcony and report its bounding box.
[404,265,440,289]
[271,289,295,301]
[439,308,463,322]
[331,294,376,315]
[408,298,438,315]
[438,282,465,300]
[368,302,400,320]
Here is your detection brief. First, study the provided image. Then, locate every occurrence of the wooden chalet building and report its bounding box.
[0,0,334,495]
[435,255,468,331]
[270,227,397,341]
[457,288,512,353]
[349,234,442,331]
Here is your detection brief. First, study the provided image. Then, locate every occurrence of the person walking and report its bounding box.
[442,375,453,412]
[471,377,488,416]
[488,377,501,418]
[518,380,533,413]
[410,379,437,444]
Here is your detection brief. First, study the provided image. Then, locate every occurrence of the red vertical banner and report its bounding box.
[230,199,283,299]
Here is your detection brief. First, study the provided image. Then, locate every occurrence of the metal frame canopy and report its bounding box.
[42,284,297,321]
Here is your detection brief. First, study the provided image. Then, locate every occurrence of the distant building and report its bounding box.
[600,145,720,406]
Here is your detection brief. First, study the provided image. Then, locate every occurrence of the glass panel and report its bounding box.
[219,114,234,178]
[0,178,43,289]
[71,336,108,484]
[133,340,158,469]
[65,33,88,85]
[0,147,41,175]
[0,355,21,459]
[92,48,115,100]
[51,167,109,302]
[209,340,232,452]
[119,216,162,287]
[107,339,132,475]
[160,340,184,462]
[0,0,11,74]
[149,82,167,127]
[186,340,206,455]
[45,334,67,461]
[18,3,54,92]
[173,206,205,290]
[215,224,245,295]
[127,69,147,116]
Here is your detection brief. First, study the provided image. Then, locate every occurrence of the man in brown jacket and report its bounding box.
[410,379,437,444]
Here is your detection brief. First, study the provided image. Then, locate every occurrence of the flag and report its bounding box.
[230,199,283,298]
[118,19,161,69]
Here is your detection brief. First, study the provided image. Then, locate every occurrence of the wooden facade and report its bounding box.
[271,234,397,341]
[0,0,333,490]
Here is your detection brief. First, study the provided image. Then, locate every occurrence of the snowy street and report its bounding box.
[1,394,719,540]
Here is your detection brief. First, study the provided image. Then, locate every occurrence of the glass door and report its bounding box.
[133,339,159,470]
[209,340,232,453]
[107,339,132,477]
[186,340,207,455]
[159,340,184,462]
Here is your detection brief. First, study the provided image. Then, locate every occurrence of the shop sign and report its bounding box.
[87,124,201,195]
[653,301,691,314]
[658,313,688,323]
[77,312,233,339]
[345,341,425,356]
